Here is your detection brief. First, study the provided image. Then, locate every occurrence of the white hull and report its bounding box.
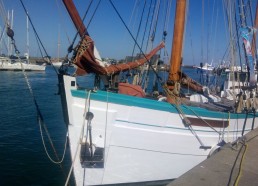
[0,61,46,71]
[197,63,214,71]
[52,62,63,67]
[61,75,257,185]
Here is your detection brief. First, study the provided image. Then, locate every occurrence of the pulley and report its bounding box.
[6,26,14,40]
[85,112,94,120]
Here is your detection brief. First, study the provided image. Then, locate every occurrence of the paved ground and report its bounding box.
[167,128,258,186]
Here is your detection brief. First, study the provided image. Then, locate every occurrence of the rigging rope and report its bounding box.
[163,84,222,135]
[131,0,147,58]
[140,0,153,50]
[233,1,243,71]
[149,0,161,51]
[55,0,72,45]
[138,0,154,87]
[39,118,68,164]
[86,0,101,28]
[4,0,71,176]
[161,0,172,64]
[109,0,225,136]
[8,38,67,170]
[139,0,155,87]
[187,1,196,66]
[145,0,157,52]
[108,0,163,85]
[65,90,92,186]
[101,90,110,184]
[0,0,8,26]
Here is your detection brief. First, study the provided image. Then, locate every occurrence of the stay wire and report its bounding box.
[12,0,68,174]
[138,0,153,86]
[145,0,157,52]
[35,35,45,61]
[234,1,243,70]
[87,0,101,28]
[12,47,67,173]
[0,0,8,26]
[131,0,147,57]
[140,0,153,50]
[150,0,161,44]
[109,0,163,85]
[55,0,72,45]
[140,0,155,87]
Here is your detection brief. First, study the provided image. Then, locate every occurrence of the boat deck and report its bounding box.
[167,127,258,186]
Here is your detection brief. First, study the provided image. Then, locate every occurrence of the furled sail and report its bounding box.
[74,36,165,76]
[63,0,165,76]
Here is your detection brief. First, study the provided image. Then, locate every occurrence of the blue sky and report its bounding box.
[1,0,257,65]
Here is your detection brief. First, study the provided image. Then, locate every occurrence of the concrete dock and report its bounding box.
[167,128,258,186]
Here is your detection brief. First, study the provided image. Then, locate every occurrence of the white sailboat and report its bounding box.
[196,62,214,71]
[55,0,258,185]
[0,10,45,71]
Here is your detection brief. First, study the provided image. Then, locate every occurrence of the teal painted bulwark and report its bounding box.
[71,89,254,119]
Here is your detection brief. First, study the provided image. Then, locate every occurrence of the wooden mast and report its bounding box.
[62,0,88,37]
[166,0,203,102]
[168,0,186,84]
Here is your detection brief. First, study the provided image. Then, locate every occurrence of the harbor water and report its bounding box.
[0,65,213,185]
[0,66,70,185]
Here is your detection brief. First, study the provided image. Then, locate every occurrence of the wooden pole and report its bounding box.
[168,0,186,84]
[62,0,87,37]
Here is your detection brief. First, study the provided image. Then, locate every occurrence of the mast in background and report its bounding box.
[26,12,29,63]
[58,24,60,62]
[7,10,14,56]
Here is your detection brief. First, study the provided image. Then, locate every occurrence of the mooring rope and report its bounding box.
[6,19,68,177]
[101,90,110,184]
[65,90,92,186]
[38,118,68,164]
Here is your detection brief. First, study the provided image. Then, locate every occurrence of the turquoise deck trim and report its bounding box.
[71,89,255,119]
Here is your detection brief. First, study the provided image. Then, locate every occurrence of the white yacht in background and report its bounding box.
[196,62,214,71]
[0,55,46,71]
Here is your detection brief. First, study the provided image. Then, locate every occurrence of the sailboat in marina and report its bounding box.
[52,0,258,185]
[0,7,45,71]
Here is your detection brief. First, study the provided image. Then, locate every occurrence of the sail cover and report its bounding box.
[73,35,165,76]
